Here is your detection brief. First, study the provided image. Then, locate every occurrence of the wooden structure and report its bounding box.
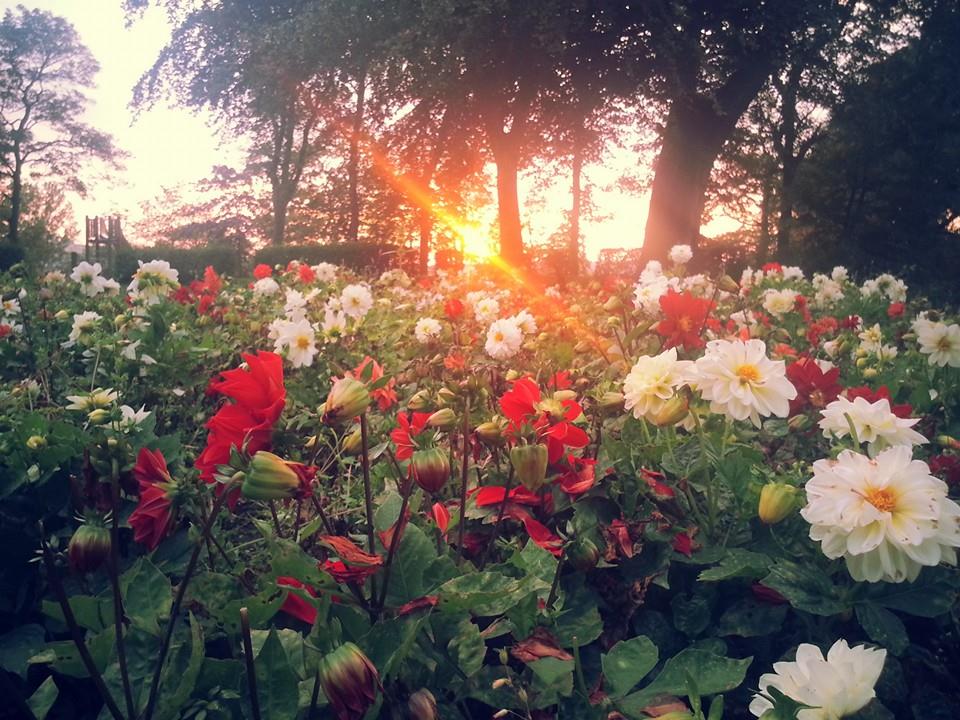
[84,216,123,271]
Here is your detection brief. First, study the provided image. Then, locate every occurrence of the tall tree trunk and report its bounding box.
[492,143,524,267]
[8,157,23,244]
[271,192,289,246]
[642,100,726,261]
[417,209,432,274]
[569,128,583,271]
[347,64,368,244]
[756,173,773,263]
[776,158,799,262]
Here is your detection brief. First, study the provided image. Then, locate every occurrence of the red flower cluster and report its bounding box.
[196,352,286,488]
[444,299,464,320]
[390,412,432,460]
[786,357,841,415]
[173,265,223,317]
[806,316,838,347]
[656,290,714,351]
[499,377,589,464]
[129,448,177,550]
[345,356,397,411]
[253,263,273,279]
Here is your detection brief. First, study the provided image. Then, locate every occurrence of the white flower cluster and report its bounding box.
[633,260,679,312]
[861,273,907,302]
[70,261,120,297]
[914,316,960,367]
[127,260,179,305]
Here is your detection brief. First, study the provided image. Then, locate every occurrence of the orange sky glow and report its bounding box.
[3,0,741,262]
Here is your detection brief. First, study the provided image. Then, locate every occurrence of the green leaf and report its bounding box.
[120,558,172,636]
[698,549,772,582]
[855,604,908,656]
[509,540,558,586]
[863,567,960,618]
[551,577,603,647]
[601,636,659,698]
[26,676,58,720]
[387,524,436,605]
[374,491,403,532]
[438,572,548,617]
[363,615,426,681]
[762,560,848,616]
[529,657,574,704]
[0,624,47,678]
[41,596,113,633]
[618,650,752,715]
[671,593,712,637]
[448,619,486,678]
[155,614,205,720]
[254,628,300,719]
[268,538,334,589]
[715,599,787,638]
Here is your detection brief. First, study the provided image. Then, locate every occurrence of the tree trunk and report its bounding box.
[776,158,799,262]
[271,193,289,246]
[756,174,772,263]
[8,157,23,244]
[642,100,726,261]
[347,64,368,244]
[569,128,583,271]
[492,144,524,267]
[418,209,432,274]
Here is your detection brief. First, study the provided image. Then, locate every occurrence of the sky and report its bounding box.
[3,0,738,260]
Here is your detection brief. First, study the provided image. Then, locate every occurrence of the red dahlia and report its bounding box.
[656,290,714,351]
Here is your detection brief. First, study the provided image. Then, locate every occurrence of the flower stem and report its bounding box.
[38,523,125,720]
[377,477,414,613]
[142,484,233,720]
[359,413,378,603]
[479,466,514,570]
[456,398,471,564]
[108,461,135,719]
[239,608,262,720]
[572,635,589,699]
[546,551,566,609]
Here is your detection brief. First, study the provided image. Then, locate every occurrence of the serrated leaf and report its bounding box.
[698,549,772,582]
[448,619,486,677]
[855,604,908,655]
[254,628,300,719]
[602,636,658,698]
[120,558,172,636]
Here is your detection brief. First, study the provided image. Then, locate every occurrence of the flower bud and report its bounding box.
[426,408,456,429]
[498,649,509,665]
[436,387,457,406]
[87,408,111,425]
[574,340,592,353]
[510,444,549,492]
[408,689,438,720]
[758,482,799,524]
[717,274,740,294]
[26,435,46,450]
[651,395,689,427]
[552,389,577,402]
[598,392,624,414]
[862,367,878,379]
[411,447,450,494]
[567,537,600,572]
[475,420,505,446]
[603,296,622,312]
[407,389,431,411]
[242,451,300,501]
[341,427,363,455]
[318,642,380,720]
[68,518,111,574]
[787,414,812,431]
[323,377,371,425]
[505,369,520,382]
[936,434,960,450]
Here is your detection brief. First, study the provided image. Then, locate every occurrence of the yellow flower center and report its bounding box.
[735,364,761,383]
[865,486,897,513]
[494,332,504,342]
[938,337,953,351]
[678,315,693,332]
[296,336,310,349]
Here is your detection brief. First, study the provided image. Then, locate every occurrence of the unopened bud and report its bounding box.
[68,518,111,574]
[87,408,111,425]
[475,421,505,446]
[652,395,689,427]
[407,389,431,411]
[567,537,600,572]
[317,642,380,720]
[427,408,456,429]
[322,377,371,425]
[436,387,457,406]
[603,296,622,312]
[341,427,363,455]
[411,447,450,494]
[54,309,70,320]
[505,369,520,382]
[862,367,878,379]
[717,274,740,294]
[408,689,438,720]
[498,649,509,665]
[242,451,300,501]
[936,435,960,450]
[787,414,813,431]
[598,392,624,413]
[26,435,46,450]
[552,389,577,402]
[510,444,549,492]
[758,482,799,524]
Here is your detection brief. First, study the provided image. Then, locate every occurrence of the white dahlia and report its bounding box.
[128,260,180,304]
[253,277,280,297]
[68,311,101,345]
[273,317,318,368]
[686,339,796,426]
[623,348,692,423]
[414,317,443,344]
[762,288,799,317]
[70,261,110,297]
[801,446,960,583]
[669,244,693,265]
[485,318,522,360]
[473,296,501,324]
[340,284,373,319]
[511,309,538,335]
[311,262,338,283]
[916,321,960,368]
[749,639,886,719]
[818,396,926,450]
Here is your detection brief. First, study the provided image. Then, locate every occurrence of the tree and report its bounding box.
[0,6,118,244]
[633,1,907,262]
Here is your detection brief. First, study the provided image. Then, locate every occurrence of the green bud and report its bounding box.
[411,447,450,494]
[510,444,549,492]
[758,482,799,524]
[317,642,380,720]
[408,689,438,720]
[567,537,600,572]
[69,517,111,574]
[426,408,456,429]
[322,377,371,425]
[242,451,300,501]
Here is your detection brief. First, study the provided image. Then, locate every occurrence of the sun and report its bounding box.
[452,220,496,262]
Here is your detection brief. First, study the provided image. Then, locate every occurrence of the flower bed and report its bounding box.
[0,249,959,719]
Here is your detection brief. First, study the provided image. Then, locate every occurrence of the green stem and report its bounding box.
[108,460,135,719]
[359,413,378,604]
[572,635,589,699]
[456,398,471,564]
[376,478,414,613]
[479,466,514,570]
[240,608,262,720]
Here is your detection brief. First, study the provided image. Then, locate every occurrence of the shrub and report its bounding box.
[252,242,402,273]
[0,241,25,272]
[113,243,246,283]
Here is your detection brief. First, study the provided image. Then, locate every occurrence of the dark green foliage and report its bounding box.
[113,243,246,283]
[0,242,24,271]
[252,243,405,274]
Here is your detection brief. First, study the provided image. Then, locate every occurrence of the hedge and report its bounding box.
[0,242,25,272]
[252,243,406,273]
[113,244,246,283]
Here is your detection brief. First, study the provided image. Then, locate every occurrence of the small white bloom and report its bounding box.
[473,296,501,324]
[273,317,318,368]
[65,388,118,412]
[623,348,692,423]
[253,277,281,296]
[414,317,443,344]
[750,639,886,719]
[311,262,338,283]
[321,307,347,337]
[340,284,373,319]
[70,261,110,296]
[284,289,309,321]
[119,404,151,431]
[484,318,522,360]
[633,275,671,312]
[762,288,798,317]
[781,265,805,281]
[68,311,101,344]
[686,339,797,427]
[818,396,926,450]
[802,446,960,583]
[1,296,20,316]
[668,244,693,265]
[916,321,960,367]
[127,260,179,304]
[857,324,884,353]
[831,266,849,283]
[511,310,538,335]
